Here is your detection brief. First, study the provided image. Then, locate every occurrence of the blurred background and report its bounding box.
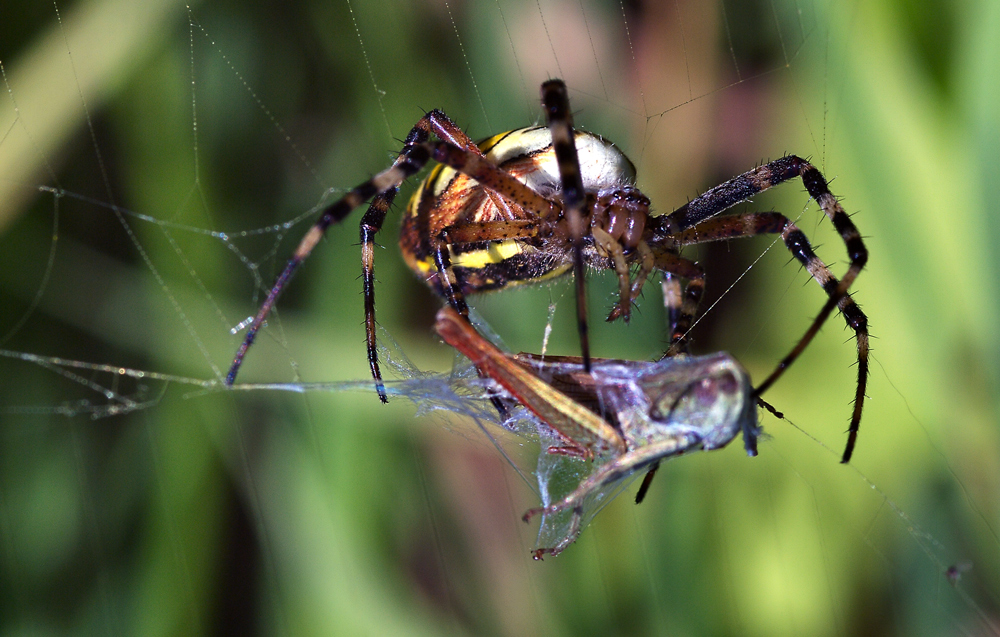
[1,0,998,634]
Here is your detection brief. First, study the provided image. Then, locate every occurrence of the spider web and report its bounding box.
[1,0,998,635]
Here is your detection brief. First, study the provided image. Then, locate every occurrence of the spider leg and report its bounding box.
[437,219,541,244]
[227,109,502,394]
[657,157,868,461]
[425,142,558,216]
[663,157,866,277]
[670,210,869,463]
[359,111,481,401]
[603,248,704,355]
[658,252,705,356]
[661,273,683,339]
[610,252,703,526]
[758,292,867,463]
[225,145,434,386]
[227,108,483,389]
[662,154,866,291]
[542,79,591,372]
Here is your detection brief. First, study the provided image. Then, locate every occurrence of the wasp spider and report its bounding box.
[225,80,869,462]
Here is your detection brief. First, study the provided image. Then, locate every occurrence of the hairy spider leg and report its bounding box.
[628,252,704,505]
[650,251,705,354]
[225,135,560,391]
[671,213,866,460]
[358,111,482,401]
[661,273,684,334]
[542,80,592,372]
[654,157,869,462]
[225,110,476,395]
[226,144,431,388]
[668,212,860,376]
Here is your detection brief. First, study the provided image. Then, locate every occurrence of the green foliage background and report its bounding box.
[1,0,998,635]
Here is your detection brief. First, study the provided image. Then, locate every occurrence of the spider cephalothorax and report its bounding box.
[226,79,869,462]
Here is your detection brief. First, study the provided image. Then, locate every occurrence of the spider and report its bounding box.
[225,79,869,462]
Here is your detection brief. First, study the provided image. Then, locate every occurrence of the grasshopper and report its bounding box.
[435,306,760,558]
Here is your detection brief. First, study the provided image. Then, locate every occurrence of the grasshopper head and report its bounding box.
[599,353,759,456]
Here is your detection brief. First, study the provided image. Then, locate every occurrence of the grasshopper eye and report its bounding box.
[692,371,739,405]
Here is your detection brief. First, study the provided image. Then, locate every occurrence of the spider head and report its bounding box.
[592,187,651,248]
